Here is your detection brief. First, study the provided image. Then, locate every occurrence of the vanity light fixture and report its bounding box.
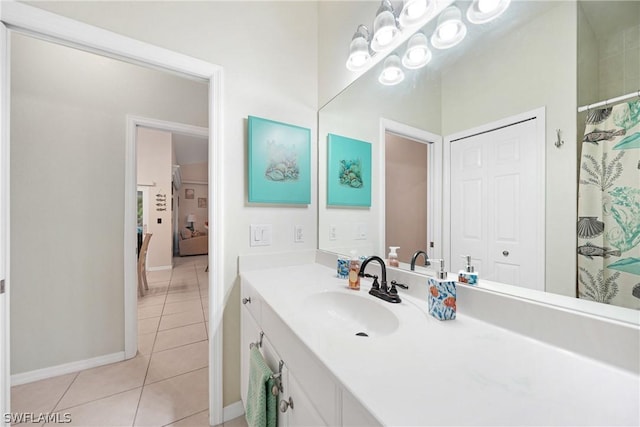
[399,0,435,29]
[371,0,400,52]
[402,32,432,69]
[346,24,372,71]
[466,0,511,24]
[378,54,405,86]
[430,5,467,50]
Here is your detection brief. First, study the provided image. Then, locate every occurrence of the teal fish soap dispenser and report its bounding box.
[428,260,456,321]
[458,255,478,286]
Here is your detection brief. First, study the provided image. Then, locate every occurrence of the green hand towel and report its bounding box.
[246,346,278,427]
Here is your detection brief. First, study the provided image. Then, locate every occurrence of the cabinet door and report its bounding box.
[285,371,327,427]
[241,306,262,408]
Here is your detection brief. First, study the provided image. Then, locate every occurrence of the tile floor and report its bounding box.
[11,255,247,427]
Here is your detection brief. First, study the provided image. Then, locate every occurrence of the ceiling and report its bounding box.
[173,133,208,166]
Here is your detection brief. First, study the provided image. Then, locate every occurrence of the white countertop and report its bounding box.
[241,263,640,426]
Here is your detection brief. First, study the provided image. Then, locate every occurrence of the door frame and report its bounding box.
[378,118,443,262]
[125,116,209,360]
[442,107,546,288]
[0,2,225,426]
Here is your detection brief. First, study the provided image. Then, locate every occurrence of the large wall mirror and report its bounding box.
[318,0,640,317]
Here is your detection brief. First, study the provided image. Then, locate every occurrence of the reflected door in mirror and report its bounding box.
[450,118,542,290]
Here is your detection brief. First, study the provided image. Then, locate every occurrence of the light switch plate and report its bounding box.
[250,224,272,247]
[355,222,367,240]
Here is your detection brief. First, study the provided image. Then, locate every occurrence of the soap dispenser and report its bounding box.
[458,255,478,286]
[348,250,361,290]
[427,259,456,321]
[388,246,400,267]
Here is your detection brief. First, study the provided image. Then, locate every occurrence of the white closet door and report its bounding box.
[450,118,542,290]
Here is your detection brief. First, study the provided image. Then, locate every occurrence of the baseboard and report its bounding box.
[147,265,172,272]
[11,351,125,386]
[223,401,245,423]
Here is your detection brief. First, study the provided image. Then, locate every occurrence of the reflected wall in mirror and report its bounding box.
[318,0,640,312]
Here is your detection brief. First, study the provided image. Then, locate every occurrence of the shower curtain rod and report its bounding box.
[578,89,640,112]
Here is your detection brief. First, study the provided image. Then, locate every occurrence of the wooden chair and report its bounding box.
[138,233,152,297]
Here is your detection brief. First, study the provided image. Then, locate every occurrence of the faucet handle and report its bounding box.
[390,280,408,290]
[361,273,378,280]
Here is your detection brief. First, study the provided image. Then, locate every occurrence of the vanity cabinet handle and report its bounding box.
[242,297,251,304]
[279,397,294,412]
[502,251,509,257]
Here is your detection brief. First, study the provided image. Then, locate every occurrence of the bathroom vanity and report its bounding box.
[240,254,639,426]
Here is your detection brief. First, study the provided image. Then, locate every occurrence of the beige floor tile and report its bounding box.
[138,332,156,355]
[50,388,141,427]
[168,282,200,294]
[56,355,149,410]
[163,300,203,316]
[145,282,171,296]
[146,341,208,384]
[165,290,201,304]
[138,304,164,319]
[225,415,248,427]
[159,310,204,331]
[168,410,210,427]
[147,270,173,283]
[154,323,207,353]
[138,316,161,335]
[11,372,77,415]
[138,293,167,308]
[134,368,208,426]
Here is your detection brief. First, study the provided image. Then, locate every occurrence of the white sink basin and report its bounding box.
[303,291,399,337]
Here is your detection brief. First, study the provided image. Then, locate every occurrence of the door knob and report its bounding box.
[280,397,294,412]
[502,251,509,257]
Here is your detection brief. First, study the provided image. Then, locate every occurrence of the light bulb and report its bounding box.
[375,27,394,47]
[350,53,368,67]
[384,68,400,80]
[408,48,426,62]
[406,0,427,18]
[437,21,458,41]
[478,0,500,13]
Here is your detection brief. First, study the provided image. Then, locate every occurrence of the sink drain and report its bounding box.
[355,332,369,337]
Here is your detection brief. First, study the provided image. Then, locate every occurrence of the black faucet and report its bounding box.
[410,250,431,271]
[358,256,407,304]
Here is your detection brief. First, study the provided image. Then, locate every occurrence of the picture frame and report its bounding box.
[327,133,371,207]
[248,115,311,204]
[185,188,194,199]
[198,197,207,208]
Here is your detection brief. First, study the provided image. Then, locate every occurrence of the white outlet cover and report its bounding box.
[294,225,304,243]
[329,225,337,241]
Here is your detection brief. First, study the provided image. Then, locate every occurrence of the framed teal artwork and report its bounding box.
[327,133,371,207]
[248,116,311,204]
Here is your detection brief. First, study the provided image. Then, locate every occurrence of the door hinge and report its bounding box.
[0,279,4,294]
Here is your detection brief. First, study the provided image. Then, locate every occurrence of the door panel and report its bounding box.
[451,118,541,290]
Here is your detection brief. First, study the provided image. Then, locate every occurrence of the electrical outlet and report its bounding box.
[294,225,304,243]
[250,224,272,247]
[329,225,337,241]
[355,223,367,240]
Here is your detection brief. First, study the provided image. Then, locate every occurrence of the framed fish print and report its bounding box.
[248,116,311,204]
[327,133,371,207]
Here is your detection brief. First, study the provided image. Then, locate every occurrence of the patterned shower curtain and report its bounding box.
[578,100,640,310]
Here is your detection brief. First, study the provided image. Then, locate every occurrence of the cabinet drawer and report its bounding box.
[261,302,338,426]
[241,278,262,323]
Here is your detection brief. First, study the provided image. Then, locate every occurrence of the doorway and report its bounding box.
[0,2,224,425]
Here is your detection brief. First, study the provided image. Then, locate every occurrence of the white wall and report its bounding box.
[21,1,318,405]
[440,2,578,297]
[137,127,173,269]
[10,33,207,374]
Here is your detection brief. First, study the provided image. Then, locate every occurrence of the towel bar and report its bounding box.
[249,331,265,349]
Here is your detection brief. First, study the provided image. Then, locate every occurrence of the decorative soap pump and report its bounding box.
[458,255,478,286]
[427,259,456,321]
[388,246,400,267]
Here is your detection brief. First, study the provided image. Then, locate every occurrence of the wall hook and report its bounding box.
[555,129,564,148]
